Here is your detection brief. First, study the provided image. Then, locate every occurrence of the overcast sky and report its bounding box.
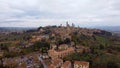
[0,0,120,27]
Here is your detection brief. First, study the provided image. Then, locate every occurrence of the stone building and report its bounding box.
[48,59,63,68]
[61,61,71,68]
[74,61,89,68]
[58,44,68,50]
[48,47,74,59]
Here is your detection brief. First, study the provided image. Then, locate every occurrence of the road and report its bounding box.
[38,55,47,68]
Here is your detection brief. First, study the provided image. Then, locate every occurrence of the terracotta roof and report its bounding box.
[52,59,63,66]
[74,61,89,66]
[49,47,74,54]
[47,64,54,68]
[61,61,71,68]
[59,44,68,47]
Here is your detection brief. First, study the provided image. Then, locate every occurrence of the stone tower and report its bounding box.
[72,23,75,27]
[66,21,70,27]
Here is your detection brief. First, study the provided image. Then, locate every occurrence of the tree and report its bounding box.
[107,61,118,68]
[32,41,50,53]
[64,38,71,44]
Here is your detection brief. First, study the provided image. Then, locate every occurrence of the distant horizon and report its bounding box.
[0,24,120,30]
[0,25,120,28]
[0,25,120,32]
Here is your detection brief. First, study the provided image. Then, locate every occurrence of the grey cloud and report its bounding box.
[0,0,120,27]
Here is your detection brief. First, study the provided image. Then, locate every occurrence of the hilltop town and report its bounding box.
[0,22,120,68]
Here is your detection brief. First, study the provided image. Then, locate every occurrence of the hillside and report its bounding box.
[0,25,120,68]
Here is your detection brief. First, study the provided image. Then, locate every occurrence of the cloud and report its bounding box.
[0,0,120,27]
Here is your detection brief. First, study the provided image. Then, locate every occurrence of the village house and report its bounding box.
[50,44,57,49]
[75,46,91,54]
[30,35,42,43]
[74,61,89,68]
[41,35,49,39]
[8,46,21,52]
[42,53,49,59]
[25,43,34,48]
[2,52,40,68]
[0,51,4,57]
[84,47,91,53]
[76,48,84,54]
[17,62,26,68]
[47,64,55,68]
[2,58,18,67]
[61,61,71,68]
[58,44,68,50]
[75,46,84,54]
[70,42,75,46]
[48,59,63,68]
